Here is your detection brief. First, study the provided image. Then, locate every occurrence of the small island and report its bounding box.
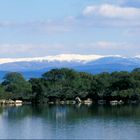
[1,68,140,106]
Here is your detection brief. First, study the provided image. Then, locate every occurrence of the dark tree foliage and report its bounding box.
[132,68,140,73]
[1,72,32,100]
[1,68,140,103]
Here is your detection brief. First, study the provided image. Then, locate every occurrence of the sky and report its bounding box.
[0,0,140,58]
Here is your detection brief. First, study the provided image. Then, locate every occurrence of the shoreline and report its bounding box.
[0,98,139,106]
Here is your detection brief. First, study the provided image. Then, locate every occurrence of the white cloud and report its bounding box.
[0,41,139,58]
[124,28,140,36]
[0,4,139,39]
[76,41,140,56]
[0,21,17,28]
[78,41,127,50]
[0,20,74,34]
[95,41,127,49]
[0,4,140,34]
[83,4,140,19]
[0,43,67,58]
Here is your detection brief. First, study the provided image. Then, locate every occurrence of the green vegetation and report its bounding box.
[1,68,140,104]
[1,72,32,100]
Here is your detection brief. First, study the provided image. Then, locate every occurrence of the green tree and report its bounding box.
[2,72,32,100]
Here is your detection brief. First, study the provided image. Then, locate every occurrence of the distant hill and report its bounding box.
[0,54,140,79]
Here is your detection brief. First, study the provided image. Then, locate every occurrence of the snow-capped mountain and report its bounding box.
[0,54,121,64]
[0,54,140,79]
[0,54,123,71]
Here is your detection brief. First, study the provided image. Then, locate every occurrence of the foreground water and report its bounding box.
[0,104,140,139]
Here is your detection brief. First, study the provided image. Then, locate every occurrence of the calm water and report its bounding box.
[0,104,140,139]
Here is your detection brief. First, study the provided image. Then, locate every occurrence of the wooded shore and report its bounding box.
[1,68,140,105]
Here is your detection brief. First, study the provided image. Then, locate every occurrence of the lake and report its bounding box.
[0,104,140,139]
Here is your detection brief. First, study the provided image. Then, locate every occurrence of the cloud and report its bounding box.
[123,28,140,36]
[120,0,140,8]
[0,21,17,28]
[78,4,140,28]
[0,4,139,34]
[83,4,140,19]
[0,43,67,58]
[96,0,140,7]
[76,41,140,56]
[77,41,127,50]
[0,20,74,34]
[0,41,139,58]
[27,20,74,34]
[95,41,124,49]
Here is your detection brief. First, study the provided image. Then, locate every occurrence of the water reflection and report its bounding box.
[1,104,140,122]
[0,104,140,139]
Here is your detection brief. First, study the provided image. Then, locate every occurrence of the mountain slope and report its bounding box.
[0,54,140,79]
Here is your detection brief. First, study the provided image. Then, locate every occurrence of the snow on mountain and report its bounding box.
[0,54,122,64]
[0,54,140,79]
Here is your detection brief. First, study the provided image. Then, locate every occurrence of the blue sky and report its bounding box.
[0,0,140,58]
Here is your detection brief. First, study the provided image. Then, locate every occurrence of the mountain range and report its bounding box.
[0,54,140,80]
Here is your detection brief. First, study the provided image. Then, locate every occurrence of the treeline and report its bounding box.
[1,68,140,103]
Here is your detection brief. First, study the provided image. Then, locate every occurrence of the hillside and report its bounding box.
[0,54,140,79]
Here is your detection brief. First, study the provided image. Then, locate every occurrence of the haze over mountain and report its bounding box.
[0,54,140,80]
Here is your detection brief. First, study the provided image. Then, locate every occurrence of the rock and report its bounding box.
[76,103,82,108]
[98,100,106,105]
[15,100,23,104]
[15,103,22,107]
[0,99,23,105]
[66,100,70,104]
[60,101,65,104]
[75,97,82,104]
[0,100,6,104]
[5,99,15,104]
[118,100,124,105]
[48,101,54,104]
[110,100,118,106]
[84,98,93,105]
[15,100,23,107]
[130,100,137,104]
[69,100,76,104]
[55,101,59,104]
[110,100,124,106]
[66,100,76,104]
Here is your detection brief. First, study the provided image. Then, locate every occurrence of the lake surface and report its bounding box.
[0,104,140,139]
